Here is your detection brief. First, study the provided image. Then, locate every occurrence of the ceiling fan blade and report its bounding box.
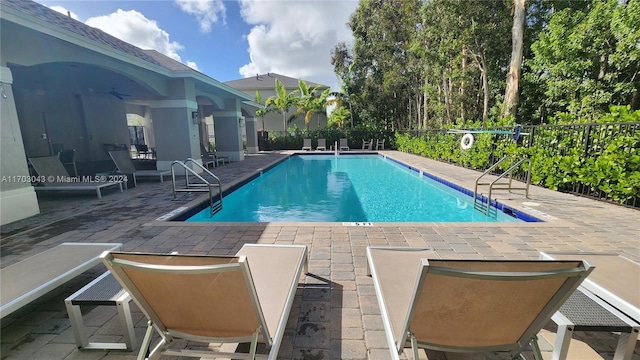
[108,88,131,99]
[110,91,124,100]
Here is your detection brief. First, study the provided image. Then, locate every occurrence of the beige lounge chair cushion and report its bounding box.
[111,253,260,339]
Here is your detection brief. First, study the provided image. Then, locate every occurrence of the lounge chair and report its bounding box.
[28,156,123,199]
[1,242,122,318]
[57,149,77,176]
[339,138,350,151]
[302,138,312,151]
[376,139,385,150]
[102,244,308,360]
[316,138,327,151]
[366,246,594,360]
[362,139,373,150]
[108,150,170,187]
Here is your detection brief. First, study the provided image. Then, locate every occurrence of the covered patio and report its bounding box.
[0,0,260,225]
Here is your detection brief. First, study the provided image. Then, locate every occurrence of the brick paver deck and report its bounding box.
[1,151,638,360]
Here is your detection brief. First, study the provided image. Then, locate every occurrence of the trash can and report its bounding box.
[258,131,269,151]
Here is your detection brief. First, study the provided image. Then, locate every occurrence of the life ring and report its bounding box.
[511,125,522,142]
[461,133,474,149]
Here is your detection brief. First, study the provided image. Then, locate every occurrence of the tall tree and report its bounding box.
[254,90,271,130]
[295,79,321,131]
[503,0,527,119]
[528,0,640,120]
[334,0,422,129]
[420,0,510,125]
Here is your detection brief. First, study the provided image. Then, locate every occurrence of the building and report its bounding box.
[225,73,330,134]
[0,0,260,225]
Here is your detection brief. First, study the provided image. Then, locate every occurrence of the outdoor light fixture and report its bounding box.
[191,111,199,124]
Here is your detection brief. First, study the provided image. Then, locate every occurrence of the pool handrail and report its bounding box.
[171,159,222,216]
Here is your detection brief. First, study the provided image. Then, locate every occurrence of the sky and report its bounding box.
[36,0,358,90]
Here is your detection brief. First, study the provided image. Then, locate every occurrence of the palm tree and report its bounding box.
[266,79,299,136]
[328,105,351,129]
[254,90,272,130]
[295,79,318,131]
[314,88,334,128]
[331,73,355,128]
[296,80,336,130]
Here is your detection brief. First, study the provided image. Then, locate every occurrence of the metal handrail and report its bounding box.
[184,158,221,189]
[474,156,531,215]
[170,160,222,216]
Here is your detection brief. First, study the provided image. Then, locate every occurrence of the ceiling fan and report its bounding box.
[90,87,132,99]
[107,88,132,100]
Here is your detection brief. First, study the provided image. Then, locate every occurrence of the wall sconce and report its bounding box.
[191,111,199,124]
[239,117,245,128]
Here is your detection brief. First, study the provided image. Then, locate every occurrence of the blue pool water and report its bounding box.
[186,155,525,223]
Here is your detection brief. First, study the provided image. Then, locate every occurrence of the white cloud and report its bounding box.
[186,61,200,71]
[85,9,185,63]
[174,0,226,33]
[238,0,357,90]
[48,5,79,20]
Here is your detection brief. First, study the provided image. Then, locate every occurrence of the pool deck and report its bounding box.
[1,151,638,360]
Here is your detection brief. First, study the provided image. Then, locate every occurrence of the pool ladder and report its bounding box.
[171,158,222,217]
[474,156,531,215]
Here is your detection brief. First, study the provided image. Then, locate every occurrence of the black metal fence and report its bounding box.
[404,122,640,208]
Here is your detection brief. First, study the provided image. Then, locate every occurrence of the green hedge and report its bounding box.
[266,125,395,151]
[396,109,640,207]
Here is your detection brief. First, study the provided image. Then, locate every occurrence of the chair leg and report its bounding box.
[516,335,543,360]
[138,321,155,360]
[248,327,260,360]
[410,332,420,360]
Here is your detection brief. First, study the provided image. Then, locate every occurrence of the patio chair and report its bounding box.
[366,246,594,360]
[376,139,385,150]
[200,143,224,168]
[102,244,308,360]
[108,150,170,187]
[302,138,312,151]
[28,156,123,199]
[135,144,152,159]
[316,138,327,151]
[339,138,350,151]
[57,149,78,176]
[362,139,373,150]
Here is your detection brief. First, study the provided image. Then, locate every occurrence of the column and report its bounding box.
[0,66,40,224]
[213,98,245,162]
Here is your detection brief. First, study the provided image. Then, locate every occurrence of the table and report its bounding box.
[65,272,135,350]
[540,252,640,360]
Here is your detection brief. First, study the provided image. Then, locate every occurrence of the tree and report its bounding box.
[420,0,510,125]
[528,0,640,120]
[265,79,299,135]
[295,79,323,131]
[334,0,422,130]
[502,0,526,119]
[254,90,272,130]
[328,105,351,129]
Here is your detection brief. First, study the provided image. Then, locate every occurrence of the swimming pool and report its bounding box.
[185,154,534,223]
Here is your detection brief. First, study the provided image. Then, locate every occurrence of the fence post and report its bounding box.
[582,123,592,158]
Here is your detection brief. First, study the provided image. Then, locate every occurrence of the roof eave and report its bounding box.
[0,4,172,77]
